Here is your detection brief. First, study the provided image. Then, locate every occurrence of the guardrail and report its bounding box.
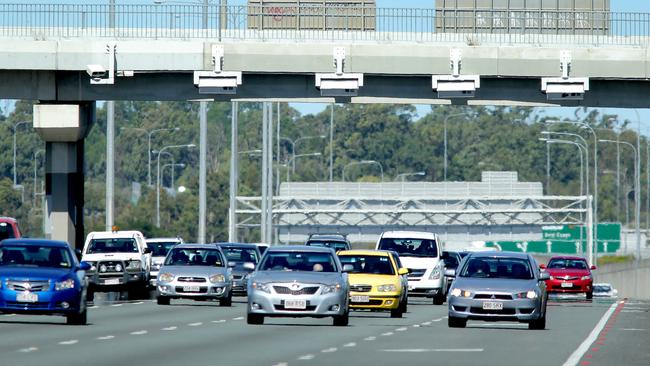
[0,4,649,46]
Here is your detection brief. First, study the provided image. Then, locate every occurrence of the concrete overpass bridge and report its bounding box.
[1,3,649,248]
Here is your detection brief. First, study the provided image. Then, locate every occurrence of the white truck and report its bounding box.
[376,230,447,305]
[81,230,151,300]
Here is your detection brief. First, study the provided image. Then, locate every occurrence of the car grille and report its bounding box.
[5,301,50,309]
[6,280,51,292]
[470,307,516,315]
[474,294,513,300]
[273,286,320,295]
[350,284,372,293]
[175,286,208,293]
[407,269,426,279]
[178,277,207,283]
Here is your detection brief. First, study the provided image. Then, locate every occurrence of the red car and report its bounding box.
[541,256,596,299]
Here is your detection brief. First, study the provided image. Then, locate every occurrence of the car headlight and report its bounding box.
[581,275,591,280]
[209,274,226,284]
[450,288,472,297]
[126,260,141,270]
[429,264,442,280]
[377,284,397,292]
[55,278,75,291]
[251,282,271,293]
[158,273,174,283]
[321,283,342,294]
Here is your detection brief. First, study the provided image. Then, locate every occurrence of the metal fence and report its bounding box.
[0,4,649,46]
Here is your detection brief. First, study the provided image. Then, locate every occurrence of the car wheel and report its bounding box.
[433,292,445,305]
[157,296,170,305]
[247,313,264,325]
[586,291,593,300]
[66,307,87,326]
[333,311,350,326]
[448,316,466,328]
[220,292,232,307]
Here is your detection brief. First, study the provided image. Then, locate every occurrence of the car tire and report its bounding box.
[247,313,264,325]
[333,312,349,326]
[157,296,170,305]
[66,307,87,326]
[220,293,233,307]
[448,316,466,328]
[433,292,445,305]
[586,291,593,300]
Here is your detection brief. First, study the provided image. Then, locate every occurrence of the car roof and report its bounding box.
[146,237,182,243]
[338,250,390,257]
[267,245,334,253]
[215,243,259,249]
[1,238,70,248]
[549,255,587,261]
[466,251,531,260]
[380,231,436,239]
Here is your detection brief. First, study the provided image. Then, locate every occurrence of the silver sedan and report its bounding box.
[156,244,233,306]
[247,246,351,326]
[447,251,549,329]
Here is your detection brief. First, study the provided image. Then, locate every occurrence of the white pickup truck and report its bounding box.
[376,230,447,305]
[81,230,151,300]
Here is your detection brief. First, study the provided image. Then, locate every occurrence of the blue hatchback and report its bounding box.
[0,239,91,325]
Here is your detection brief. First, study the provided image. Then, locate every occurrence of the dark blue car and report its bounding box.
[0,239,90,325]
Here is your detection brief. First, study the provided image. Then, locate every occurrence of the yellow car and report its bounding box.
[338,250,409,318]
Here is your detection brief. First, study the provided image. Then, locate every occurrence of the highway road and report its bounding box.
[1,295,648,366]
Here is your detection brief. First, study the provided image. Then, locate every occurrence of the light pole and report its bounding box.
[286,153,322,183]
[394,171,426,182]
[342,160,384,182]
[156,144,195,228]
[443,112,466,181]
[162,163,185,190]
[600,139,640,263]
[33,149,45,207]
[121,126,180,187]
[12,121,30,187]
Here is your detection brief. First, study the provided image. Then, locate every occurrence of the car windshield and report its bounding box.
[459,257,534,280]
[164,248,225,267]
[259,251,338,272]
[0,245,73,269]
[548,258,588,269]
[377,238,438,258]
[307,241,348,251]
[147,241,180,257]
[86,238,139,254]
[339,255,395,275]
[221,247,259,264]
[0,222,16,240]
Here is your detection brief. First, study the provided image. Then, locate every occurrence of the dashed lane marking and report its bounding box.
[343,342,357,348]
[321,347,337,353]
[364,336,376,341]
[130,330,148,335]
[58,340,79,345]
[161,326,177,331]
[381,348,484,353]
[188,322,203,327]
[17,347,38,353]
[96,335,115,340]
[297,354,315,360]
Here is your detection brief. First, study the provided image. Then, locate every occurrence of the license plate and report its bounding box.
[183,286,201,292]
[104,278,120,285]
[561,282,573,288]
[16,292,38,303]
[482,301,503,310]
[351,295,370,303]
[284,299,307,309]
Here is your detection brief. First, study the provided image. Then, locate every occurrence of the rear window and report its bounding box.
[86,238,139,254]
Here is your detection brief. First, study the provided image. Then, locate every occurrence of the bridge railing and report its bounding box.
[0,4,648,46]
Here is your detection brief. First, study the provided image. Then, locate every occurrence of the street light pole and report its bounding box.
[443,112,465,182]
[156,144,195,228]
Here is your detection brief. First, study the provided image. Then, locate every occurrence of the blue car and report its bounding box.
[0,239,91,325]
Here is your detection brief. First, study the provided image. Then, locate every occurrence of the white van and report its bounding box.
[376,230,446,305]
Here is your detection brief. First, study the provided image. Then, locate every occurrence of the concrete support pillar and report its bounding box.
[33,103,94,250]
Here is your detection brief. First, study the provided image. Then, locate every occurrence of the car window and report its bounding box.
[548,259,588,269]
[378,238,438,258]
[339,255,395,275]
[87,238,139,254]
[0,245,73,268]
[221,247,259,264]
[259,252,337,272]
[165,248,224,267]
[460,257,533,280]
[147,241,180,257]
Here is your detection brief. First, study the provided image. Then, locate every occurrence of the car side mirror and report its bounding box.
[444,269,456,278]
[539,272,550,281]
[398,268,409,276]
[78,261,92,271]
[590,265,597,270]
[539,263,546,270]
[143,247,152,254]
[342,264,354,272]
[243,262,255,270]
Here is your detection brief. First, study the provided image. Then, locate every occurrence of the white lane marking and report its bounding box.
[382,348,484,353]
[298,354,315,360]
[111,304,123,307]
[96,335,115,340]
[364,336,376,341]
[130,330,148,335]
[343,342,357,348]
[233,316,244,320]
[321,347,337,353]
[188,322,203,327]
[421,322,431,326]
[212,320,226,324]
[562,301,619,366]
[17,347,38,353]
[381,332,394,336]
[161,326,177,331]
[395,327,408,332]
[58,340,79,345]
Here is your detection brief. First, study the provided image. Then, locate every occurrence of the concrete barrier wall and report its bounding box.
[595,260,650,300]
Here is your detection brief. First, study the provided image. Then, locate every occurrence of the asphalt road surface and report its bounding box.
[1,295,648,366]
